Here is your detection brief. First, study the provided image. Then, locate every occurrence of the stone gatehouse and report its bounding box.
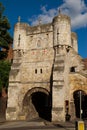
[6,12,87,122]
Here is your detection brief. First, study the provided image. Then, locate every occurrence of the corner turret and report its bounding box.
[13,17,29,58]
[52,13,71,54]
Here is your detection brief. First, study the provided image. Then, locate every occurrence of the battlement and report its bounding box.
[53,14,71,24]
[13,13,78,54]
[14,22,30,30]
[27,23,52,35]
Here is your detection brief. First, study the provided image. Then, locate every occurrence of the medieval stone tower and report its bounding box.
[6,13,87,122]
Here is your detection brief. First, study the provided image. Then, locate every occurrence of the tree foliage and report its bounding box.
[0,2,12,93]
[0,2,12,59]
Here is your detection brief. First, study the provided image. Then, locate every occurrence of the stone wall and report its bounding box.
[6,13,87,122]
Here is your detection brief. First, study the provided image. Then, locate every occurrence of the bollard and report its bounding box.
[75,121,85,130]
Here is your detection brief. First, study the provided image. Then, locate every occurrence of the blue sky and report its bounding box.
[1,0,87,58]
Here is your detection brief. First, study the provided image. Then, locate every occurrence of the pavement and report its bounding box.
[0,118,87,129]
[0,120,45,129]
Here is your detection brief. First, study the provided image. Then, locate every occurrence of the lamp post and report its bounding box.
[80,91,82,120]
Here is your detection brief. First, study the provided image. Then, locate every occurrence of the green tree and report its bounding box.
[0,2,12,59]
[0,60,11,92]
[0,2,12,94]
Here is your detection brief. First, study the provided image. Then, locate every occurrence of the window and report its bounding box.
[70,67,75,72]
[35,69,43,74]
[46,33,49,37]
[66,46,70,53]
[18,34,20,41]
[40,69,42,73]
[18,34,21,46]
[57,29,59,35]
[35,69,37,74]
[30,35,33,38]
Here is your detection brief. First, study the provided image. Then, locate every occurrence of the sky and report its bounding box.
[0,0,87,58]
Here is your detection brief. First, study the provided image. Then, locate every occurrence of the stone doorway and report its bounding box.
[73,90,87,119]
[23,88,51,121]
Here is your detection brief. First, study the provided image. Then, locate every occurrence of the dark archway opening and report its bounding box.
[31,92,51,121]
[73,90,87,119]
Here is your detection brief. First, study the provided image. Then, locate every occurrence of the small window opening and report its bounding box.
[18,34,21,46]
[70,67,75,72]
[46,33,49,36]
[46,33,49,39]
[57,29,59,35]
[35,69,37,74]
[31,36,33,38]
[40,69,42,73]
[66,46,70,53]
[18,34,20,40]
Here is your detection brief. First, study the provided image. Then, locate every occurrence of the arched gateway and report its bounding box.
[22,88,51,121]
[6,12,87,122]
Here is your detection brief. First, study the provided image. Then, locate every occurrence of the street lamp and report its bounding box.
[79,91,82,120]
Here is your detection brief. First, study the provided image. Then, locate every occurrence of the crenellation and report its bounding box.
[53,14,71,24]
[27,23,52,35]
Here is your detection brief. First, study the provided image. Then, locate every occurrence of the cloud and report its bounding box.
[29,0,87,30]
[60,0,87,29]
[29,5,58,26]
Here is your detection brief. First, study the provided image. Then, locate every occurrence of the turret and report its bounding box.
[71,32,78,52]
[13,17,29,58]
[52,13,71,54]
